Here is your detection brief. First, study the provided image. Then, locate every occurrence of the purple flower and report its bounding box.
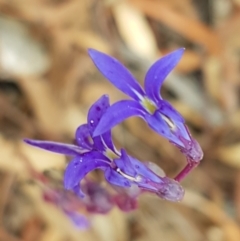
[24,95,184,202]
[88,49,204,181]
[88,49,203,163]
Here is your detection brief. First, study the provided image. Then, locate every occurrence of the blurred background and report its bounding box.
[0,0,240,240]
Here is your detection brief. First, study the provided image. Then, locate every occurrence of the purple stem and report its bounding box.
[174,158,198,182]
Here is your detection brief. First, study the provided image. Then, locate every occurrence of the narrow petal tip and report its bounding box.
[144,47,185,102]
[177,47,185,53]
[170,48,185,57]
[23,138,33,144]
[87,48,98,58]
[88,48,145,100]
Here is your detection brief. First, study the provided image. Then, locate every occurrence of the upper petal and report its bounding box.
[88,49,145,100]
[144,49,184,102]
[87,95,116,152]
[87,95,110,134]
[93,100,145,137]
[24,139,84,156]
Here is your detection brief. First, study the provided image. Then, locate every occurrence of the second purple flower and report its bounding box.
[25,95,184,202]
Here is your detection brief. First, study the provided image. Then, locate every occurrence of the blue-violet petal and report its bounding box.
[93,100,145,137]
[64,152,110,191]
[24,139,84,156]
[144,48,184,103]
[88,49,145,101]
[87,94,110,134]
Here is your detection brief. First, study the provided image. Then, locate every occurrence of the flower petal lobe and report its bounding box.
[64,153,110,192]
[88,49,145,100]
[144,48,184,102]
[93,100,145,137]
[24,139,84,156]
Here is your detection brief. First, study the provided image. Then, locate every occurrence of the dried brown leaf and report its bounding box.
[129,0,222,55]
[216,144,240,168]
[112,1,158,60]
